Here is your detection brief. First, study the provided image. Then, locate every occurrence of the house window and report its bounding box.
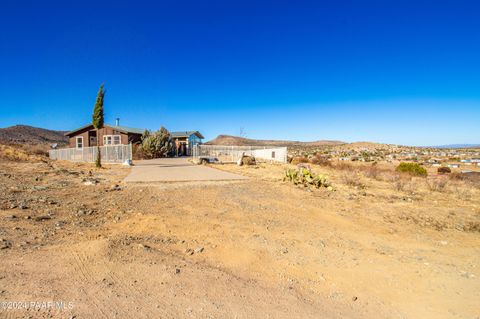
[76,136,83,149]
[103,135,121,145]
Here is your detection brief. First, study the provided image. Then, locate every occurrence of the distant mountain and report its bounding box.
[432,144,480,149]
[205,135,344,147]
[0,125,68,145]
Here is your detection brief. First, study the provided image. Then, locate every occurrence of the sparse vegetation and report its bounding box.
[290,156,309,165]
[309,154,332,167]
[426,178,448,192]
[363,163,380,180]
[2,140,480,319]
[341,172,366,188]
[389,173,411,191]
[0,144,38,162]
[449,171,480,189]
[396,162,427,177]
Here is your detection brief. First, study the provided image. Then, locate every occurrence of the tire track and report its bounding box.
[69,249,113,319]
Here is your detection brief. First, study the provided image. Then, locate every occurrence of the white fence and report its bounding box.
[193,145,287,163]
[49,144,132,164]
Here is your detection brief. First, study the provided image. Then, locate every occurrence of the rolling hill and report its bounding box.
[205,135,344,147]
[0,125,68,145]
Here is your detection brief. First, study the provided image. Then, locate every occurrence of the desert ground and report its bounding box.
[0,146,479,318]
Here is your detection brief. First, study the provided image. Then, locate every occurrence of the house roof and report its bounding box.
[113,125,145,135]
[170,131,204,139]
[64,124,92,136]
[65,124,145,136]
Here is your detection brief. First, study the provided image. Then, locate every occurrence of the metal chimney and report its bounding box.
[116,118,120,126]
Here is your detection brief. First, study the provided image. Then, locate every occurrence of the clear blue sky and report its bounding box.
[1,0,479,145]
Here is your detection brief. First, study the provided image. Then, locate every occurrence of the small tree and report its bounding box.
[140,127,174,159]
[140,130,155,159]
[92,83,105,167]
[156,127,174,157]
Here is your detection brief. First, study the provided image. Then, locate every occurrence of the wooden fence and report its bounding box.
[48,144,132,164]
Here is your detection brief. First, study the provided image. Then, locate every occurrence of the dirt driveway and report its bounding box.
[124,157,247,183]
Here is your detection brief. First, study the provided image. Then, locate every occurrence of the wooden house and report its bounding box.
[65,123,144,149]
[170,131,204,156]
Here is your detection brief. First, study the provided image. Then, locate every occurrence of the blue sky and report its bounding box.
[0,0,479,145]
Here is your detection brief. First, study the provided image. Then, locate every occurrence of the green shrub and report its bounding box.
[395,162,427,177]
[284,166,333,190]
[140,127,174,159]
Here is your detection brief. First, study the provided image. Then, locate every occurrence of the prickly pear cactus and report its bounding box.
[284,167,332,189]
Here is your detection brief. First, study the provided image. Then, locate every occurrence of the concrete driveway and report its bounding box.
[124,157,247,183]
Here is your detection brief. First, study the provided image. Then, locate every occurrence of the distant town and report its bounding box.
[289,143,480,172]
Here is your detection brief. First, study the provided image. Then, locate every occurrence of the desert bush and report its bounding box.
[341,172,366,189]
[140,127,174,159]
[284,166,332,189]
[452,185,473,201]
[396,162,427,177]
[426,178,448,192]
[437,166,451,174]
[363,164,380,180]
[21,144,49,156]
[240,155,256,165]
[334,161,354,171]
[290,156,309,165]
[132,143,145,160]
[449,172,480,189]
[389,173,411,191]
[0,144,42,162]
[449,172,464,180]
[310,154,332,167]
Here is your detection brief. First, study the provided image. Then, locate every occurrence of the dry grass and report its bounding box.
[363,164,381,179]
[309,154,333,167]
[23,144,50,156]
[340,171,366,188]
[290,156,310,165]
[426,177,448,192]
[449,172,480,189]
[0,143,52,161]
[391,174,409,191]
[451,184,475,201]
[333,161,355,171]
[379,172,417,193]
[0,145,36,162]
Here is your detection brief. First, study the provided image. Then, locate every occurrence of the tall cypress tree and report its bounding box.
[92,83,105,167]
